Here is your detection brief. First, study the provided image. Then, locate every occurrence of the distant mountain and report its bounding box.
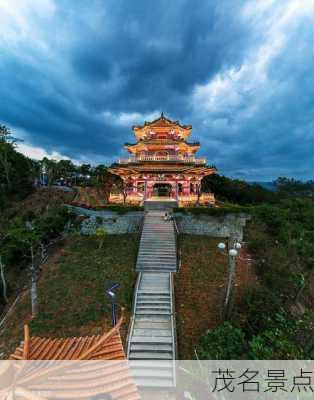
[249,181,277,191]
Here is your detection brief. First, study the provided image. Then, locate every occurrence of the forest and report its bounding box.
[1,124,314,359]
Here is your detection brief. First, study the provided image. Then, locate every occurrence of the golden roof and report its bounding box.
[132,113,192,140]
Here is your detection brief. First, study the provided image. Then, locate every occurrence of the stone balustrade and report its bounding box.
[118,155,206,164]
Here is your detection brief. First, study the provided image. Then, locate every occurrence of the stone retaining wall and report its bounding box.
[174,212,250,241]
[66,205,144,235]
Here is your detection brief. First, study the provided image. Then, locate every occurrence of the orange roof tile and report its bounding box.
[4,311,140,400]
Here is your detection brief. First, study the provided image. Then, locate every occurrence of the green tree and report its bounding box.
[202,174,277,205]
[9,224,41,317]
[95,227,107,249]
[0,125,35,206]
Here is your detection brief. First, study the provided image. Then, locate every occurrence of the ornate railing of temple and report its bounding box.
[118,155,206,164]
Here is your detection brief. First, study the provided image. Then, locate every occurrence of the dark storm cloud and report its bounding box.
[1,0,314,179]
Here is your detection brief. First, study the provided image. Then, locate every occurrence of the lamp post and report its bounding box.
[218,239,242,319]
[105,283,120,326]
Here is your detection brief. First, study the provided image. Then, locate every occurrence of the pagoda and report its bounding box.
[109,113,216,206]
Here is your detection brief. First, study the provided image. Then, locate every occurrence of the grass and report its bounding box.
[175,235,228,359]
[175,234,256,359]
[0,234,139,357]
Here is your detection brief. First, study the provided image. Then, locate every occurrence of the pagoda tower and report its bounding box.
[109,113,216,206]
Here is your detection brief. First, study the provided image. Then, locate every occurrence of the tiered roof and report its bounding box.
[132,112,192,141]
[4,311,140,400]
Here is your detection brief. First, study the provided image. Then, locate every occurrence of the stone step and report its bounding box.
[140,273,170,278]
[140,243,175,247]
[130,344,172,352]
[139,249,175,253]
[142,233,174,236]
[136,306,171,312]
[138,257,176,260]
[142,231,174,234]
[140,277,170,282]
[132,328,172,336]
[137,267,176,272]
[137,300,171,306]
[137,288,171,293]
[136,303,171,308]
[141,238,174,241]
[137,261,176,265]
[128,360,173,369]
[129,352,173,360]
[139,280,169,286]
[137,298,170,303]
[135,311,171,317]
[142,233,174,235]
[135,314,171,329]
[137,300,171,305]
[137,265,176,270]
[134,321,171,329]
[141,235,174,239]
[137,290,170,295]
[141,238,175,242]
[131,368,173,378]
[138,261,176,266]
[139,279,170,285]
[140,245,175,247]
[134,378,174,388]
[138,251,176,255]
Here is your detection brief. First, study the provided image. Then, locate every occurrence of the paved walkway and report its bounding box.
[128,211,177,387]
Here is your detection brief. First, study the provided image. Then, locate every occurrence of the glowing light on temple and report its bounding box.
[109,113,217,206]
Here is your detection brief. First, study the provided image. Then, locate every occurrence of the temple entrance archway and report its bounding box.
[153,183,172,197]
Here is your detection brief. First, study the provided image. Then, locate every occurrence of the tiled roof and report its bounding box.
[6,312,141,400]
[132,112,192,130]
[10,330,126,361]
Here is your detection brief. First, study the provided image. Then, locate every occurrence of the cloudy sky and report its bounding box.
[1,0,314,180]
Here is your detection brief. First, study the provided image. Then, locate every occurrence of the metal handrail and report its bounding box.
[169,272,177,386]
[126,272,141,359]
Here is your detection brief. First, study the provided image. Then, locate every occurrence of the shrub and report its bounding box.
[197,322,247,359]
[95,216,103,225]
[241,286,283,335]
[248,329,303,359]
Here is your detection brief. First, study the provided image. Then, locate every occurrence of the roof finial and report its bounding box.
[161,111,164,119]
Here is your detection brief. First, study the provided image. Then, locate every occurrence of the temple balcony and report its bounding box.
[118,155,206,164]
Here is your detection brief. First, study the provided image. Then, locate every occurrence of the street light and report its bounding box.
[229,248,238,257]
[217,238,242,319]
[217,242,226,251]
[105,283,120,326]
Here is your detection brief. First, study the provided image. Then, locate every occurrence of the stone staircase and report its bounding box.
[136,212,177,273]
[144,199,178,212]
[128,211,177,387]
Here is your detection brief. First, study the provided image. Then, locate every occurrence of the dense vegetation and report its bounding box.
[0,125,36,209]
[197,198,314,359]
[202,174,314,205]
[201,174,278,205]
[0,190,76,315]
[0,235,138,356]
[1,122,314,360]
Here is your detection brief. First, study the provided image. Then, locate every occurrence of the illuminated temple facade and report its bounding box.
[109,113,216,206]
